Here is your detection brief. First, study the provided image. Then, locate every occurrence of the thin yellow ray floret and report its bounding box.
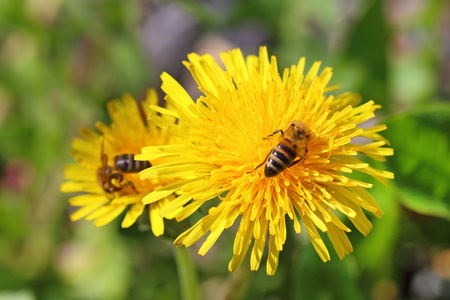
[122,202,145,228]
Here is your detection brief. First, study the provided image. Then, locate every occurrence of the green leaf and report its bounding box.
[384,102,450,220]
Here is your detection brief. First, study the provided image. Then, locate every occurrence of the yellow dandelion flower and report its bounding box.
[61,90,177,236]
[137,47,394,274]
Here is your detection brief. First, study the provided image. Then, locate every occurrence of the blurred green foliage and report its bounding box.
[1,0,449,299]
[385,103,450,220]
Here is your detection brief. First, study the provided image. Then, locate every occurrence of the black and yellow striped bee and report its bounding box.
[250,120,311,177]
[97,138,151,194]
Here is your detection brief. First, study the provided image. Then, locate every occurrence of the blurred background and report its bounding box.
[0,0,449,299]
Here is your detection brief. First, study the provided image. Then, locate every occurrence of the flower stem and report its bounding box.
[174,246,200,300]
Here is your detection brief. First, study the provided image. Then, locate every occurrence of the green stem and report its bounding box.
[174,246,200,300]
[270,224,296,299]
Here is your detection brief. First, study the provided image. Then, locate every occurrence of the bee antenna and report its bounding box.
[100,135,108,167]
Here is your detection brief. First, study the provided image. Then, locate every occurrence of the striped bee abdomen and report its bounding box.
[114,154,152,173]
[264,140,297,177]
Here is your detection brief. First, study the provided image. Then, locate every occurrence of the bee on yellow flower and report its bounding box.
[61,90,178,236]
[137,47,394,275]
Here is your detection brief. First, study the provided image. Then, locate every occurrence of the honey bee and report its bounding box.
[97,138,151,194]
[250,120,312,177]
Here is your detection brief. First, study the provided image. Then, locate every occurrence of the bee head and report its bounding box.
[290,120,312,139]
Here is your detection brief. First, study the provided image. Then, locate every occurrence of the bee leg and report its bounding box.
[263,129,284,140]
[110,173,138,194]
[289,159,302,168]
[108,173,123,191]
[289,148,308,168]
[247,150,273,174]
[122,181,138,194]
[105,181,115,194]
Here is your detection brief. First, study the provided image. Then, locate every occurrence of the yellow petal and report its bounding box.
[149,202,165,236]
[122,202,145,228]
[93,205,127,227]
